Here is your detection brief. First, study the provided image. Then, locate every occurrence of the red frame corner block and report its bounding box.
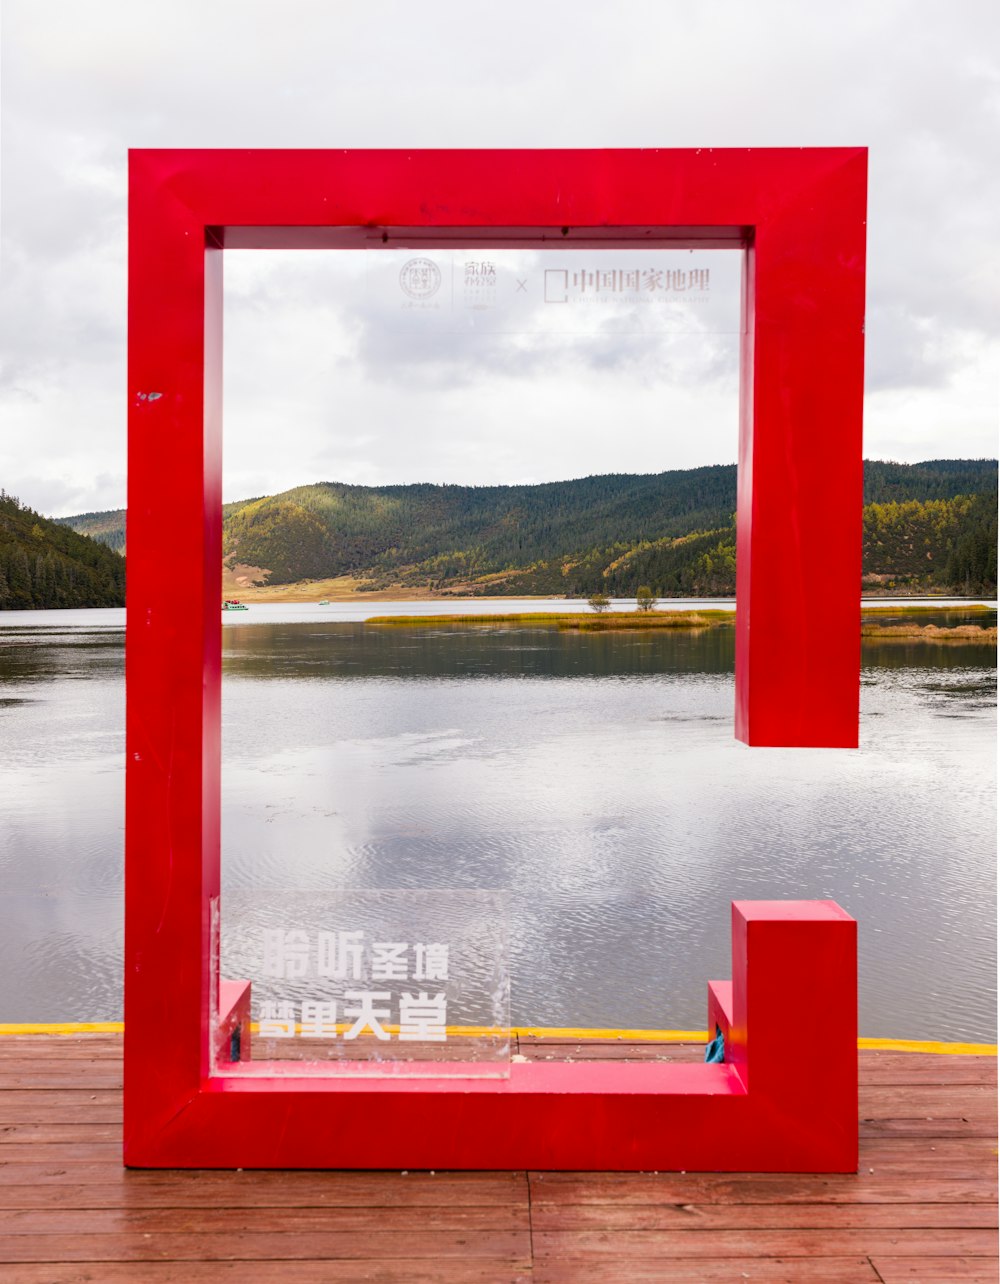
[126,149,866,1170]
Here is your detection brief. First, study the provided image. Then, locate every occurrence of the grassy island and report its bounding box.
[859,603,996,641]
[364,605,996,642]
[860,623,997,641]
[365,610,735,630]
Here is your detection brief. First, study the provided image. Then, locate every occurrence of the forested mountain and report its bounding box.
[0,491,126,609]
[860,459,999,504]
[57,458,997,598]
[222,468,739,589]
[593,489,997,599]
[51,508,126,553]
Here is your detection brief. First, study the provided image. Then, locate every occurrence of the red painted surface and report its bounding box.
[127,899,856,1170]
[126,149,866,1169]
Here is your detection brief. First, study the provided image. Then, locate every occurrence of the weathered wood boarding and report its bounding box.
[0,1035,995,1281]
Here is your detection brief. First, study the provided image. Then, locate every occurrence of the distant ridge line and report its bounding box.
[51,458,998,599]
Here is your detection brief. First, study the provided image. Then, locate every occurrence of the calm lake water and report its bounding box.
[1,601,996,1041]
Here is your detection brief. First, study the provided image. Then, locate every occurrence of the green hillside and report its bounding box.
[53,497,255,555]
[592,490,998,599]
[0,491,126,609]
[221,468,739,590]
[56,459,998,598]
[51,507,126,554]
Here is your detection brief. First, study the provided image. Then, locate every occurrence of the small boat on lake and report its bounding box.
[318,599,331,605]
[222,599,249,611]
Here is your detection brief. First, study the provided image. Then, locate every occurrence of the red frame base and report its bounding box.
[126,901,857,1172]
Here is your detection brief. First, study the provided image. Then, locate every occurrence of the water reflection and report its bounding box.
[1,614,995,1042]
[223,621,739,680]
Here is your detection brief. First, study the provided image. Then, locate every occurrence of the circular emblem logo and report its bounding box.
[399,257,442,300]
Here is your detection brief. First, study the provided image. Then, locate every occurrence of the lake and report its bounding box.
[1,601,995,1041]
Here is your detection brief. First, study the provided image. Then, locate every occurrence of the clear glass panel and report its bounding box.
[215,889,509,1077]
[221,244,741,506]
[217,241,744,1067]
[365,247,741,336]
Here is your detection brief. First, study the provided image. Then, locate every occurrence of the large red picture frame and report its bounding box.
[126,148,866,1169]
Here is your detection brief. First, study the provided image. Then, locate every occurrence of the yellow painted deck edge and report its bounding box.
[0,1022,125,1035]
[856,1036,997,1056]
[0,1022,995,1055]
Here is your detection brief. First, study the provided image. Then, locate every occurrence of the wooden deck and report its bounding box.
[0,1034,995,1282]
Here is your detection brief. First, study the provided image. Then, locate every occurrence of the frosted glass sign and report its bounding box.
[216,889,509,1077]
[366,248,741,335]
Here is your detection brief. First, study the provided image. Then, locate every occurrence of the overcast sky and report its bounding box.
[2,0,998,516]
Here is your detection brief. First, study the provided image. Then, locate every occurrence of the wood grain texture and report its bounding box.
[0,1266,531,1283]
[0,1035,994,1279]
[869,1258,1000,1283]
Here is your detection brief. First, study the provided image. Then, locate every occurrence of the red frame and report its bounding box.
[126,149,866,1169]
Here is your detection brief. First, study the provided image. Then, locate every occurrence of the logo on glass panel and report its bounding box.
[399,257,442,300]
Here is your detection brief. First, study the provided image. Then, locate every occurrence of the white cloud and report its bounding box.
[1,0,997,515]
[220,249,742,498]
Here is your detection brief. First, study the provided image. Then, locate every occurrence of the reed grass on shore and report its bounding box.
[365,610,737,630]
[861,623,997,641]
[860,603,994,615]
[365,606,996,641]
[366,612,583,627]
[558,611,734,631]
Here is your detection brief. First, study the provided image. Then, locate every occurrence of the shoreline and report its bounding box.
[220,568,998,607]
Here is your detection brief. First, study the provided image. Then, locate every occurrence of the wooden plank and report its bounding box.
[0,1078,122,1094]
[860,1117,998,1138]
[0,1164,525,1196]
[9,1174,991,1210]
[0,1090,121,1121]
[858,1068,998,1088]
[858,1138,998,1160]
[858,1052,995,1068]
[0,1052,122,1066]
[0,1041,122,1058]
[528,1172,999,1205]
[0,1124,121,1144]
[857,1139,998,1179]
[0,1071,123,1089]
[531,1259,881,1283]
[530,1229,999,1257]
[0,1262,531,1282]
[0,1144,122,1164]
[858,1057,997,1083]
[0,1229,532,1263]
[856,1160,997,1183]
[0,1205,529,1233]
[0,1177,532,1209]
[869,1257,1000,1283]
[532,1175,998,1207]
[528,1202,997,1230]
[858,1086,997,1118]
